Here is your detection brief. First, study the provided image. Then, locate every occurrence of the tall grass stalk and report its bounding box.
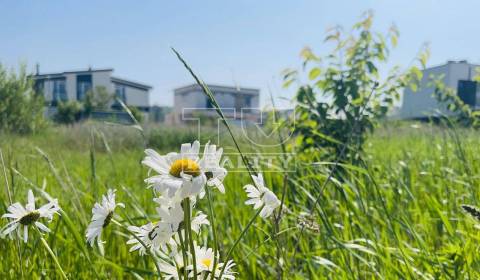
[0,149,24,278]
[172,48,256,178]
[184,198,198,279]
[172,48,274,278]
[35,227,69,279]
[217,206,264,278]
[205,186,219,280]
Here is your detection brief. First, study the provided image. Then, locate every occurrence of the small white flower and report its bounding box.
[157,248,185,280]
[189,245,216,276]
[244,173,281,218]
[189,245,236,279]
[1,189,60,243]
[86,189,124,250]
[154,197,184,231]
[127,221,176,254]
[143,141,207,200]
[200,142,228,193]
[214,260,237,279]
[191,211,209,233]
[126,222,157,255]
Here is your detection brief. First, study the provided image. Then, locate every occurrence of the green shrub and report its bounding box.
[54,101,83,125]
[0,63,46,134]
[283,11,427,163]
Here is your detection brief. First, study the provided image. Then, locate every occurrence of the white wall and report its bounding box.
[124,86,149,107]
[399,62,477,119]
[65,73,76,101]
[93,71,114,93]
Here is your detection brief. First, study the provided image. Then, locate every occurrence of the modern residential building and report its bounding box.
[400,60,480,119]
[32,67,152,118]
[171,84,260,124]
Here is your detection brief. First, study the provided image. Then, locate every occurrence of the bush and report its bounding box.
[84,86,113,116]
[283,11,427,163]
[0,63,46,134]
[54,101,83,125]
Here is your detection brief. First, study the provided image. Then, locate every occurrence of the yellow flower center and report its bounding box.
[169,159,201,178]
[201,258,212,268]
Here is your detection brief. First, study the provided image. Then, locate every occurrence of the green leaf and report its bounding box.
[309,68,321,80]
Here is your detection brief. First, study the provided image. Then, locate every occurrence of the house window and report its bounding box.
[457,80,477,107]
[77,74,92,101]
[115,84,127,103]
[244,96,252,107]
[52,79,67,102]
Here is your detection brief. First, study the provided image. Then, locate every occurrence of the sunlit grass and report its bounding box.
[1,122,480,279]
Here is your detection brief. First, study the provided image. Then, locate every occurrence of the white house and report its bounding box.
[400,60,480,119]
[32,67,151,117]
[171,84,260,124]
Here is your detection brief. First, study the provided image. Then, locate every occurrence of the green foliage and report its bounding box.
[283,11,428,162]
[84,86,113,116]
[429,74,480,127]
[1,123,480,278]
[0,63,46,134]
[54,101,84,125]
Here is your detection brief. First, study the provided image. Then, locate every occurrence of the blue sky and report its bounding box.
[1,0,479,107]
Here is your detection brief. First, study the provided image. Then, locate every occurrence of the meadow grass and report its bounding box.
[1,121,480,279]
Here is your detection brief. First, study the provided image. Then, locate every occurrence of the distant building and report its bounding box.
[172,84,260,124]
[149,105,172,123]
[400,60,479,119]
[32,67,152,119]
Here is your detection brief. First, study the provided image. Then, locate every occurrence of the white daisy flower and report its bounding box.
[143,141,207,200]
[157,248,185,280]
[154,197,184,231]
[189,245,216,277]
[1,189,60,243]
[244,173,281,219]
[191,211,210,233]
[200,142,228,193]
[128,196,186,255]
[127,221,176,254]
[188,245,236,279]
[86,189,124,250]
[126,222,157,255]
[215,260,237,280]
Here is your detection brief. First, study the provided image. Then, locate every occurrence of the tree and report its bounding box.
[84,86,113,116]
[283,11,427,163]
[0,63,46,134]
[54,101,83,125]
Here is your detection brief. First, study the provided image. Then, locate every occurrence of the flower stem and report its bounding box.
[205,186,219,280]
[35,228,69,280]
[185,198,198,279]
[177,229,189,280]
[218,205,264,279]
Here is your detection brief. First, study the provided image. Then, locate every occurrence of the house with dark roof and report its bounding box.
[32,66,152,119]
[172,83,260,124]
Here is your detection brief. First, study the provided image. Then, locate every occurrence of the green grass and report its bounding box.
[1,121,480,279]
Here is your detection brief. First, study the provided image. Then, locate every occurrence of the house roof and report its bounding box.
[111,76,152,90]
[32,68,152,91]
[33,68,113,78]
[174,83,259,95]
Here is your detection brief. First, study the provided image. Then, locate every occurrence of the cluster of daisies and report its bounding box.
[1,140,281,279]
